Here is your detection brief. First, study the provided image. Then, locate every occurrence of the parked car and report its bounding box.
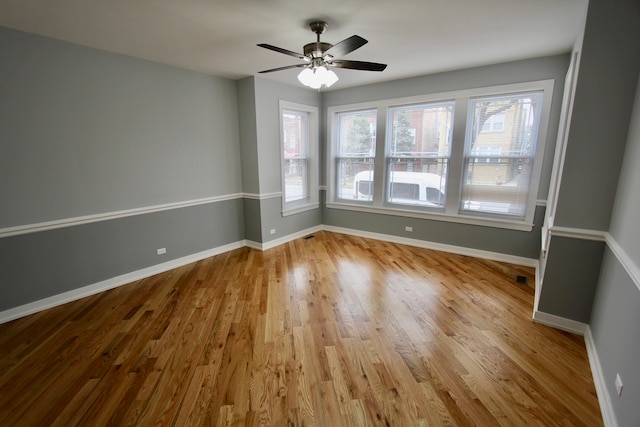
[353,170,446,207]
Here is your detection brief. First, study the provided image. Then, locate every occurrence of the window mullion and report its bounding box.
[445,97,468,215]
[372,107,387,207]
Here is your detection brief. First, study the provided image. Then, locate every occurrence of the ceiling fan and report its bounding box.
[257,20,387,88]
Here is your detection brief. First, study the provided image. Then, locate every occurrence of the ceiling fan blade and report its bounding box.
[258,64,307,73]
[257,43,306,60]
[329,60,387,72]
[324,35,368,58]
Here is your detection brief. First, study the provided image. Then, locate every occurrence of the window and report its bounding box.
[327,81,554,230]
[335,109,377,201]
[280,101,318,215]
[462,93,543,219]
[386,102,453,208]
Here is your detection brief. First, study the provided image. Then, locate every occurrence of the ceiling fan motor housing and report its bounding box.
[304,42,332,58]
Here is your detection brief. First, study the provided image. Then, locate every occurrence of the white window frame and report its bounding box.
[333,108,379,203]
[326,80,554,231]
[461,92,544,220]
[280,100,319,216]
[385,101,454,211]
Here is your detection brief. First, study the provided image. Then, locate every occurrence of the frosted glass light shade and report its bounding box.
[297,66,339,89]
[297,68,314,86]
[324,69,339,87]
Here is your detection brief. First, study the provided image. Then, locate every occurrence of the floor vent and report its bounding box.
[304,235,315,240]
[516,275,528,285]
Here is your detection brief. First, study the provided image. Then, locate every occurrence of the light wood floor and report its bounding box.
[0,231,602,426]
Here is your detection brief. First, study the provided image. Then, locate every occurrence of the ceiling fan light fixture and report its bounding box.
[324,68,339,87]
[297,67,314,86]
[258,20,386,87]
[297,66,338,89]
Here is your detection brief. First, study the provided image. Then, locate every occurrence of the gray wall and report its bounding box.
[591,249,640,427]
[538,236,605,322]
[236,78,263,242]
[537,0,640,325]
[254,77,321,194]
[0,200,244,310]
[0,27,246,310]
[237,78,260,195]
[251,77,323,243]
[324,205,546,259]
[608,76,640,262]
[535,0,640,424]
[553,0,640,231]
[1,27,242,227]
[590,74,640,427]
[321,55,570,259]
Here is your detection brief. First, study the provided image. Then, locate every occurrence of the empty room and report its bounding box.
[1,0,638,425]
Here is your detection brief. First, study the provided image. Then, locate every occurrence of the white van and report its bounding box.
[353,170,446,207]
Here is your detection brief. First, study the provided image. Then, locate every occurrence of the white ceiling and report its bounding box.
[0,0,588,90]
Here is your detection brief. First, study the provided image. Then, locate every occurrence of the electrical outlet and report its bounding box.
[615,373,623,396]
[156,248,167,255]
[405,226,413,232]
[270,228,276,235]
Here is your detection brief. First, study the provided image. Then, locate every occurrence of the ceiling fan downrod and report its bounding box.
[304,21,332,59]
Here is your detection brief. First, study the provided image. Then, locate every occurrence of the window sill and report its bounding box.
[325,201,535,232]
[282,203,320,217]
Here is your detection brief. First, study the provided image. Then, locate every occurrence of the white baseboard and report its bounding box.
[244,240,263,250]
[0,225,538,324]
[2,224,615,426]
[584,327,618,427]
[532,315,617,425]
[322,225,539,267]
[0,240,245,324]
[254,225,323,251]
[0,226,323,323]
[531,310,588,335]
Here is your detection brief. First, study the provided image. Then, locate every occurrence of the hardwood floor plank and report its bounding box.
[0,231,603,426]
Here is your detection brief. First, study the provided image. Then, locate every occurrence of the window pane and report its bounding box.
[340,158,374,200]
[284,158,308,202]
[462,159,531,216]
[468,93,541,156]
[336,110,376,201]
[282,109,309,205]
[389,103,453,157]
[386,102,452,208]
[337,110,377,157]
[387,160,447,207]
[282,110,307,158]
[462,93,542,218]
